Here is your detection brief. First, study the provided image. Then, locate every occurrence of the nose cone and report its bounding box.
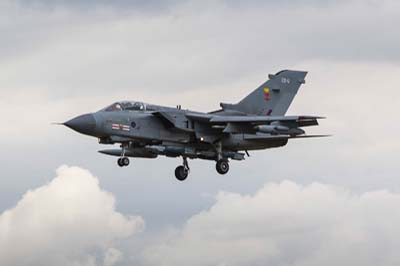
[64,113,96,135]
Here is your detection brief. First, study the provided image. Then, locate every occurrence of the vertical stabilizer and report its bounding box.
[224,70,307,116]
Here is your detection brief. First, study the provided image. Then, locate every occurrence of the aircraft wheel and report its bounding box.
[175,166,189,181]
[122,157,130,166]
[117,158,124,167]
[216,159,229,175]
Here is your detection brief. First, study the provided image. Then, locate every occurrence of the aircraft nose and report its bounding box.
[64,113,96,135]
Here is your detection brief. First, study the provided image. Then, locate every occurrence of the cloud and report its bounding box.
[2,167,400,266]
[0,166,144,266]
[13,0,185,12]
[1,0,399,99]
[103,248,123,266]
[142,181,400,266]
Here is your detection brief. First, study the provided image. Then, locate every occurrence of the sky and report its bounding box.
[0,0,400,265]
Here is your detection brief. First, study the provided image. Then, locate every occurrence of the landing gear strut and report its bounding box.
[213,141,230,175]
[117,144,130,167]
[175,157,189,181]
[216,159,229,175]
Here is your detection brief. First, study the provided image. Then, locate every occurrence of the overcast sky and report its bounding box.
[1,0,400,265]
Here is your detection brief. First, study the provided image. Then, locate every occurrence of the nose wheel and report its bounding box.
[216,159,229,175]
[117,157,130,167]
[175,157,190,181]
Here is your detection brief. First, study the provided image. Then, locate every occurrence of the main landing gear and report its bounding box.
[174,157,230,181]
[175,157,190,181]
[216,159,229,175]
[214,141,229,175]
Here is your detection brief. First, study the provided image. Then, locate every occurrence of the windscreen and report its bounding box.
[103,102,146,112]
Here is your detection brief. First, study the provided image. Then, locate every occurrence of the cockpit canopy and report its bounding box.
[103,101,146,112]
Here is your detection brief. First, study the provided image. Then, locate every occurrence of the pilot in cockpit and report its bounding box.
[129,102,145,111]
[104,103,122,112]
[103,102,145,112]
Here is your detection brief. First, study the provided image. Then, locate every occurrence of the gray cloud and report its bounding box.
[11,0,348,10]
[13,0,183,12]
[1,0,399,100]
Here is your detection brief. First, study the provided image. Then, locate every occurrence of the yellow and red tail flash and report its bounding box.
[263,87,270,101]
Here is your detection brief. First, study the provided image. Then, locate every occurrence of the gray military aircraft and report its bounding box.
[63,70,327,181]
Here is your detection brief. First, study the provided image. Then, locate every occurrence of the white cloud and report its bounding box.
[103,248,124,266]
[0,166,144,266]
[2,167,400,266]
[142,181,400,266]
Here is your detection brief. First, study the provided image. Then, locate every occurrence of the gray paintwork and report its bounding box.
[63,70,327,179]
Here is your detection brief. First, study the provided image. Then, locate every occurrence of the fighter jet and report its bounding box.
[63,70,327,181]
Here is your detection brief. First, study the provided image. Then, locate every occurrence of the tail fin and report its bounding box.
[222,70,307,116]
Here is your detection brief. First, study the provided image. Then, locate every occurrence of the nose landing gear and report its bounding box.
[175,157,190,181]
[117,144,130,167]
